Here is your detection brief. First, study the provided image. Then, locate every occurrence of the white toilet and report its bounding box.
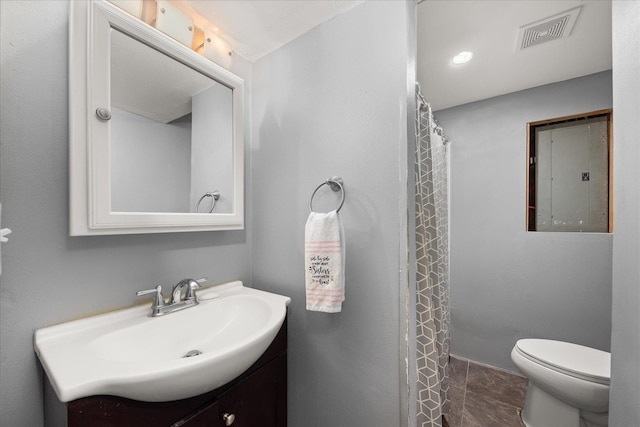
[511,339,610,427]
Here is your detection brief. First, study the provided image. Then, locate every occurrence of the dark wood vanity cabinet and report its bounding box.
[214,354,286,427]
[67,318,287,427]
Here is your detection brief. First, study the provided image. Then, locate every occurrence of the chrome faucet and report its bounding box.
[136,278,206,317]
[170,278,202,304]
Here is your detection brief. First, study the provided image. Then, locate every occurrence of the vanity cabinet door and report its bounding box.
[171,401,219,427]
[217,353,287,427]
[67,394,217,427]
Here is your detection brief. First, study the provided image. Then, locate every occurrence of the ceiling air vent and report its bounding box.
[517,6,582,50]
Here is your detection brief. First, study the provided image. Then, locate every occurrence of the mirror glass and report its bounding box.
[110,28,234,214]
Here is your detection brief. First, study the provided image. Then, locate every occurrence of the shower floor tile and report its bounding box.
[444,356,526,427]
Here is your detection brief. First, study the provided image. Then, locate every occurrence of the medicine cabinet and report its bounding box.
[69,0,244,235]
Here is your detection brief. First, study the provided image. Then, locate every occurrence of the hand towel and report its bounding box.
[305,210,345,313]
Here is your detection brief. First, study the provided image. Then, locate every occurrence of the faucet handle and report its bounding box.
[136,285,165,308]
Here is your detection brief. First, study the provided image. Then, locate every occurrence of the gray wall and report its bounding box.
[111,108,192,212]
[435,71,613,371]
[250,2,411,426]
[610,1,640,425]
[191,84,234,213]
[0,1,253,425]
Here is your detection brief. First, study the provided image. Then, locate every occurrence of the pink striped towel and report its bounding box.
[305,210,345,312]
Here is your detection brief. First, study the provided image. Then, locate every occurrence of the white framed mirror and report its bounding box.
[69,0,244,235]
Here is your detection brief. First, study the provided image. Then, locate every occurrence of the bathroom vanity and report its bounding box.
[35,281,291,427]
[67,319,287,427]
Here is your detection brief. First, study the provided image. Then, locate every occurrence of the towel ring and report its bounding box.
[196,190,220,213]
[309,177,345,213]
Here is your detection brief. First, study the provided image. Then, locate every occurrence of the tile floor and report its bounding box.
[443,355,528,427]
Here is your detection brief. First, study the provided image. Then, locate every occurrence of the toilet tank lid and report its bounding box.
[516,339,610,383]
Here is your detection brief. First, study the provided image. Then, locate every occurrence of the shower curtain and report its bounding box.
[414,86,451,427]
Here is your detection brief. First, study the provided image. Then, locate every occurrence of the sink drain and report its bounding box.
[183,350,203,358]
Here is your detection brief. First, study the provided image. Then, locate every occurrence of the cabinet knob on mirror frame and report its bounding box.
[95,107,111,121]
[222,413,236,426]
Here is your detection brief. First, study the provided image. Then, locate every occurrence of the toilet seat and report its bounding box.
[515,339,610,385]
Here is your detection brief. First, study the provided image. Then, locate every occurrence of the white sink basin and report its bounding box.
[34,281,290,402]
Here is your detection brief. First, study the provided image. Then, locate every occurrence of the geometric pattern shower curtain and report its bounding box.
[414,87,451,427]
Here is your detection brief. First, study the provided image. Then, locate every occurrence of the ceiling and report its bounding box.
[417,0,612,111]
[176,0,612,111]
[177,0,363,62]
[111,28,221,123]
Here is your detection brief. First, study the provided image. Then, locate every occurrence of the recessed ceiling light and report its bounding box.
[452,51,473,64]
